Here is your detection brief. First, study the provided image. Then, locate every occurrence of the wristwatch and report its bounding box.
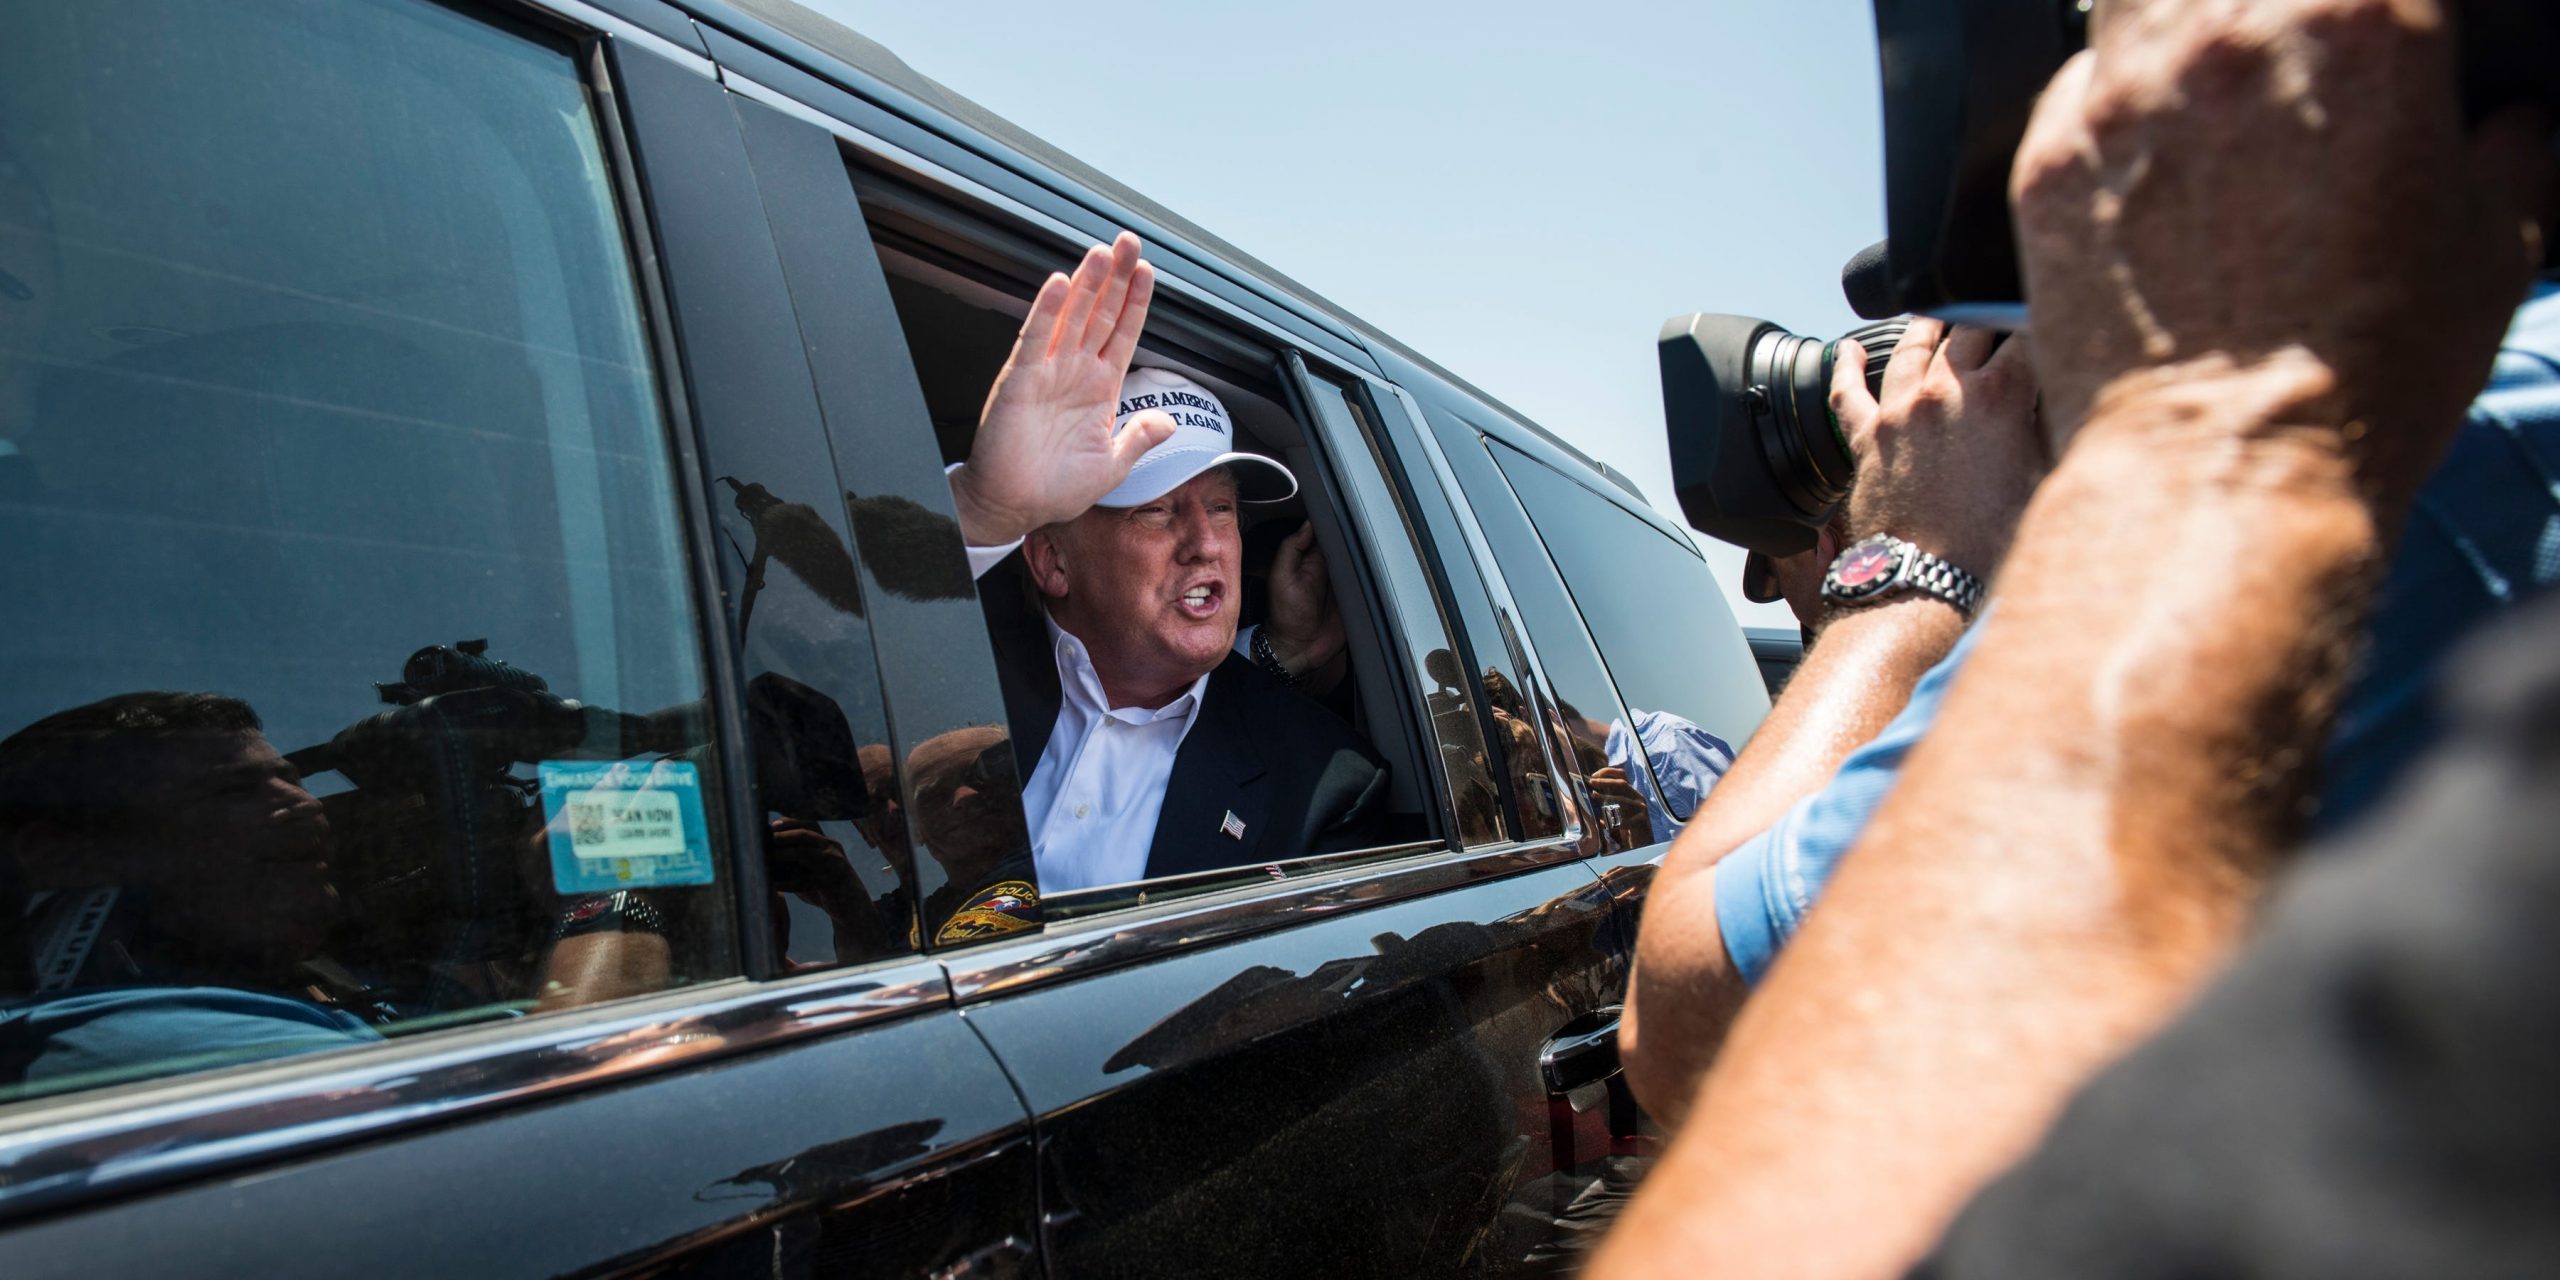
[1820,533,1984,617]
[1249,625,1303,691]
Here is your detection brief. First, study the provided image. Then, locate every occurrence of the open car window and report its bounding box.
[854,197,1489,922]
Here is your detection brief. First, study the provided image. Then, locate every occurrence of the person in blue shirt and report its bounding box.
[0,692,379,1093]
[1624,284,2560,1128]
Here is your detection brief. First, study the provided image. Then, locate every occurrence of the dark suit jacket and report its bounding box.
[994,622,1390,880]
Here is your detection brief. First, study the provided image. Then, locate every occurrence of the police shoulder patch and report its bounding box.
[933,879,1040,945]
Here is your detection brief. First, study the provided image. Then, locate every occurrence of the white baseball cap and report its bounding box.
[1096,367,1297,508]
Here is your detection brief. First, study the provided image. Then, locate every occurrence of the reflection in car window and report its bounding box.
[1312,382,1502,849]
[0,0,737,1104]
[1489,442,1764,835]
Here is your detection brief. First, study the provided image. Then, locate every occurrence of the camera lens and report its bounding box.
[1748,315,1911,519]
[1662,311,1914,558]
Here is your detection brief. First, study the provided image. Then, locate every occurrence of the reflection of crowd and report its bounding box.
[1456,663,1731,853]
[1,684,742,1089]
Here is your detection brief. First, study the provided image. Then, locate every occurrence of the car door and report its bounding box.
[0,2,1034,1274]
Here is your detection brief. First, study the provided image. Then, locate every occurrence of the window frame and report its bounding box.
[1281,355,1507,851]
[1484,435,1771,830]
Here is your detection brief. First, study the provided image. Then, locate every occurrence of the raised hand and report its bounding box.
[949,232,1178,547]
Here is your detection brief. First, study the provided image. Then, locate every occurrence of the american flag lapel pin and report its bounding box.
[1220,810,1247,841]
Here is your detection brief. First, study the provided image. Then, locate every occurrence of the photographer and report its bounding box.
[1627,283,2560,1133]
[1594,0,2555,1275]
[1623,316,2046,1128]
[1630,117,2560,1156]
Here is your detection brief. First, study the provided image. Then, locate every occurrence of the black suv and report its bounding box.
[0,0,1769,1273]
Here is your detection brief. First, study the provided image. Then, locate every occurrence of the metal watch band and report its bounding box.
[1900,545,1985,616]
[1821,533,1985,618]
[1249,626,1303,691]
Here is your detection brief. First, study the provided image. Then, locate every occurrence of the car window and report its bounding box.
[858,224,1444,915]
[1296,374,1503,849]
[1489,441,1769,831]
[0,0,739,1105]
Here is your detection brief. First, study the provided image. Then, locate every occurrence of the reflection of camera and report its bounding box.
[293,641,650,982]
[289,641,864,991]
[1871,0,2560,318]
[1659,313,1910,557]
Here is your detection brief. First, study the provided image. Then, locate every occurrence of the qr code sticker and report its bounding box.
[541,760,712,891]
[569,799,609,851]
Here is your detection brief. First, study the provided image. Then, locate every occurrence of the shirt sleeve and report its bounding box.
[1712,618,1985,985]
[1232,623,1259,659]
[942,461,1023,582]
[965,539,1023,582]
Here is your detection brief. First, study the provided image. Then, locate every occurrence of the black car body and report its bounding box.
[0,0,1769,1274]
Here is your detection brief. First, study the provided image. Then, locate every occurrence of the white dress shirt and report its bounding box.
[954,492,1263,894]
[1020,618,1212,894]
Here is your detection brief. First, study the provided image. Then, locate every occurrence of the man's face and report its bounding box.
[93,731,339,958]
[905,725,1022,865]
[1036,468,1242,707]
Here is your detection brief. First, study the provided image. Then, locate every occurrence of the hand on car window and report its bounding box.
[949,232,1178,547]
[1263,523,1346,676]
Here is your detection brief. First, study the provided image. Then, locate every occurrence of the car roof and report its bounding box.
[681,0,1660,514]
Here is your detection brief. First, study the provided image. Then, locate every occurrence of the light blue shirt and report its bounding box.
[1606,709,1736,841]
[0,986,379,1092]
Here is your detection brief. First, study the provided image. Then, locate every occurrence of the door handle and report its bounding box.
[1540,1006,1623,1095]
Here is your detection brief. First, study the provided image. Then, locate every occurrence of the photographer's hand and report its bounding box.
[2016,0,2547,496]
[1838,317,2044,580]
[948,232,1177,548]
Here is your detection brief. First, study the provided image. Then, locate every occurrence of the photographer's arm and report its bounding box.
[1594,0,2547,1274]
[533,931,670,1013]
[1623,323,2041,1131]
[1620,602,1959,1125]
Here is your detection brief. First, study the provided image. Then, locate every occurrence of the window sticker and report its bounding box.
[540,759,716,893]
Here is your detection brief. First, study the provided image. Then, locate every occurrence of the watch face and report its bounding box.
[1833,540,1899,591]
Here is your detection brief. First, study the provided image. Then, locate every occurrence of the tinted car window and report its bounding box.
[1489,441,1768,830]
[0,0,738,1104]
[1299,376,1504,848]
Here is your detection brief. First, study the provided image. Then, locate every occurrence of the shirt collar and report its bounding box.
[1045,616,1212,729]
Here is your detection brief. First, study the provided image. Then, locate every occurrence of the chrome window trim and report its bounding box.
[1377,383,1594,850]
[944,837,1585,1004]
[0,958,949,1222]
[715,69,1325,366]
[513,0,716,77]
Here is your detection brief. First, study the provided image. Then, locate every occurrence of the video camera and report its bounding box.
[1872,0,2558,320]
[1662,0,2560,559]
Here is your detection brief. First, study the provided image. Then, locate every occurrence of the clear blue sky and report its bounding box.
[807,0,1886,629]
